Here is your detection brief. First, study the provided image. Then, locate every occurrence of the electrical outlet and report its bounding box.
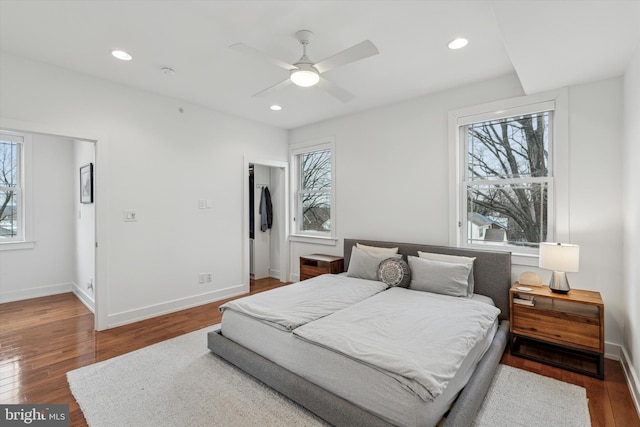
[199,272,213,283]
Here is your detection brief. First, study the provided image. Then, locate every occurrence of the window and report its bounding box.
[450,96,566,256]
[0,133,23,242]
[291,139,335,239]
[464,111,552,250]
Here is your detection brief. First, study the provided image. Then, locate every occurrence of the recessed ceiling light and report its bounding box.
[448,38,468,50]
[161,67,175,76]
[111,50,132,61]
[270,105,282,111]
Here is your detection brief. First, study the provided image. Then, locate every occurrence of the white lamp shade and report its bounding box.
[539,242,580,272]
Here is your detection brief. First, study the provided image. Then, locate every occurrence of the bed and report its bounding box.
[208,239,511,426]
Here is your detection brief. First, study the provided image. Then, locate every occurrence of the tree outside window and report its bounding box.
[296,147,332,234]
[0,137,20,240]
[464,111,551,249]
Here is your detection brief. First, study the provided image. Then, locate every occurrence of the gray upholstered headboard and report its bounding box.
[344,239,512,321]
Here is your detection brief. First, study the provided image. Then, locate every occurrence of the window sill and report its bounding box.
[463,243,539,267]
[0,241,36,251]
[289,234,338,246]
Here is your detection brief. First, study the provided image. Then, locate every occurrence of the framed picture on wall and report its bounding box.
[80,163,94,204]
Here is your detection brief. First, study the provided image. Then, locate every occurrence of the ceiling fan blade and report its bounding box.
[316,77,355,103]
[314,40,379,74]
[251,78,292,98]
[230,43,297,71]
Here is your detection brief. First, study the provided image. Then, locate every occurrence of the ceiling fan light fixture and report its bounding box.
[290,65,319,87]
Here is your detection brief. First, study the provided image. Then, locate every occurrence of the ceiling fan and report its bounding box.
[230,30,379,103]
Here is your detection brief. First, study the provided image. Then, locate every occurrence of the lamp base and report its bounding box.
[549,271,570,294]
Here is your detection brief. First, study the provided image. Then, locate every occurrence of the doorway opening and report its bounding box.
[0,117,104,330]
[244,158,288,290]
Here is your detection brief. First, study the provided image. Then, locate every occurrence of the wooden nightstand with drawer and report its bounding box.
[299,254,344,281]
[510,284,604,379]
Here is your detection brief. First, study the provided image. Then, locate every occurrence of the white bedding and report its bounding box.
[221,306,497,427]
[292,287,501,401]
[219,274,387,331]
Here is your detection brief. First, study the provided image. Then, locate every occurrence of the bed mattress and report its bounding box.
[221,297,498,427]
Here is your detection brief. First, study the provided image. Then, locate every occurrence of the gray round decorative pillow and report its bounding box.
[377,258,411,288]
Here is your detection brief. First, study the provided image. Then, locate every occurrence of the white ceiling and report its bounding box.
[1,1,638,129]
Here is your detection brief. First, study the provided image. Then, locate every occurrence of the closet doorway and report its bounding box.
[244,158,288,289]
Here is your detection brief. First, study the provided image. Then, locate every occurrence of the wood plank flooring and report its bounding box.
[1,278,638,426]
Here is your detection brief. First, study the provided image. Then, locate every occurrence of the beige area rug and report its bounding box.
[68,326,591,427]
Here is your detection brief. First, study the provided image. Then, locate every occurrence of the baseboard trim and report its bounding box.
[106,284,248,328]
[72,284,95,313]
[605,341,622,361]
[0,282,73,303]
[621,346,640,419]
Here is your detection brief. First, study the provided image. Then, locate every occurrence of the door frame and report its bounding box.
[0,117,108,330]
[243,157,289,288]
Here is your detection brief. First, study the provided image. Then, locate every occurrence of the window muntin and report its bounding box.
[292,143,334,237]
[462,111,552,251]
[0,135,23,241]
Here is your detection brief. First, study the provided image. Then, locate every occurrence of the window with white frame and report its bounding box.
[291,139,335,238]
[455,101,556,253]
[0,133,23,242]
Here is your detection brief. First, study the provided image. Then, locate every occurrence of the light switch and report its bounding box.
[124,210,137,222]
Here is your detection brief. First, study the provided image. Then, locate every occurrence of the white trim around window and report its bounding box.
[0,130,34,250]
[289,136,337,244]
[448,89,569,266]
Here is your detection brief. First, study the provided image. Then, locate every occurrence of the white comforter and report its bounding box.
[219,274,387,331]
[293,287,501,401]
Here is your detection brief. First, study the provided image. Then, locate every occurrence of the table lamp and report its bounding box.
[539,242,580,294]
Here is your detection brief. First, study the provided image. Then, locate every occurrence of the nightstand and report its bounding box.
[299,254,344,281]
[510,284,605,379]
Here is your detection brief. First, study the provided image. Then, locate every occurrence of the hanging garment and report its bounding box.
[260,186,273,232]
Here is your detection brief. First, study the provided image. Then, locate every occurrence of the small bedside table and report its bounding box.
[509,284,605,379]
[299,254,344,281]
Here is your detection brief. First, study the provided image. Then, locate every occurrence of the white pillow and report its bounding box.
[417,251,476,297]
[347,247,401,281]
[356,243,399,254]
[408,256,472,298]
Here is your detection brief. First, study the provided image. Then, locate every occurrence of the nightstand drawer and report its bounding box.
[510,284,604,379]
[512,305,601,350]
[300,254,344,281]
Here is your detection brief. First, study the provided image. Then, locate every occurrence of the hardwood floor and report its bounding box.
[1,278,638,426]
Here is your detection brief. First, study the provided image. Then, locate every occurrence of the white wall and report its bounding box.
[269,167,285,279]
[289,73,525,270]
[289,72,625,354]
[565,77,624,351]
[0,133,76,301]
[0,53,288,327]
[623,44,640,410]
[74,140,96,310]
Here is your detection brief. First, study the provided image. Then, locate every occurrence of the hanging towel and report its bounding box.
[260,186,273,232]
